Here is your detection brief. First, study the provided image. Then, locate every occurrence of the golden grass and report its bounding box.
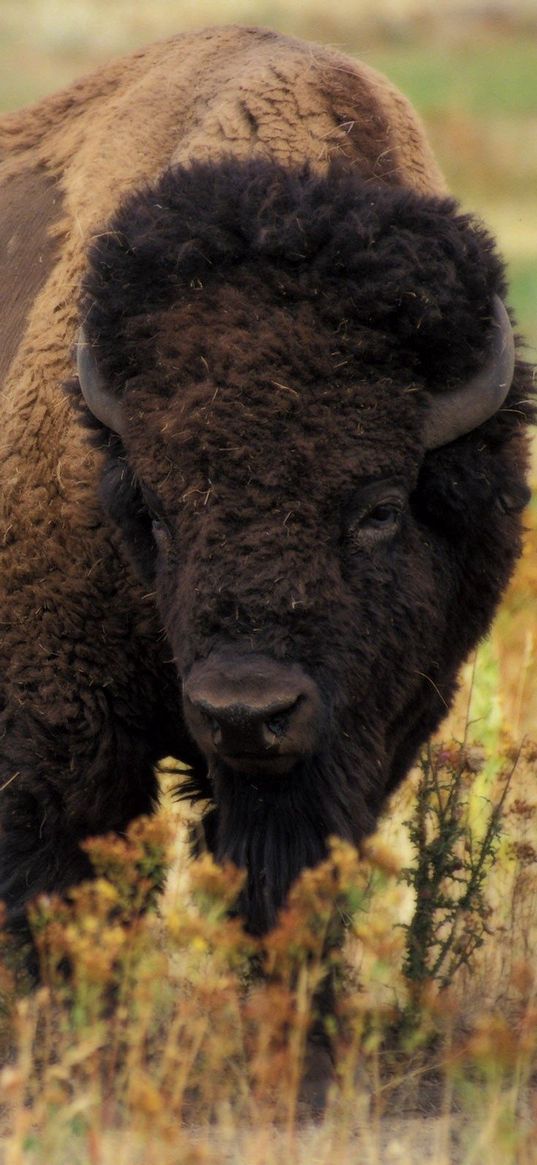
[1,732,537,1163]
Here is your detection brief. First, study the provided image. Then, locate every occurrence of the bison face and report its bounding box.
[78,159,531,932]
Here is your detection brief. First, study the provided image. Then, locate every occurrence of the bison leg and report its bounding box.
[0,696,161,978]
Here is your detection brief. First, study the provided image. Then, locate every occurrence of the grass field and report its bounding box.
[0,4,536,1162]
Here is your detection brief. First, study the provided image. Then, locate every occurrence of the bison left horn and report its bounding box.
[424,296,515,449]
[76,327,125,435]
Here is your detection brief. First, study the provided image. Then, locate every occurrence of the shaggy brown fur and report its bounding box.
[79,155,532,934]
[0,27,532,951]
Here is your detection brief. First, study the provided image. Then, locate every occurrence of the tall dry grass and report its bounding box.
[1,730,537,1163]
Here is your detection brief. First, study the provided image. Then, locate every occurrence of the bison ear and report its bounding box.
[423,297,515,449]
[77,327,126,435]
[496,483,532,514]
[100,459,158,584]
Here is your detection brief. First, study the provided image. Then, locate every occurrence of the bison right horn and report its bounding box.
[76,327,125,435]
[424,296,515,450]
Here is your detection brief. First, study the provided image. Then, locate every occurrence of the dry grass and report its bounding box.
[1,732,537,1164]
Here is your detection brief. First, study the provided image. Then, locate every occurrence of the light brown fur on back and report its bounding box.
[0,168,64,386]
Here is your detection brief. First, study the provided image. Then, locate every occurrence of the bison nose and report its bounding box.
[183,653,322,775]
[199,695,300,753]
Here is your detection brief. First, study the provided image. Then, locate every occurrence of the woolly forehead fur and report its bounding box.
[82,155,506,406]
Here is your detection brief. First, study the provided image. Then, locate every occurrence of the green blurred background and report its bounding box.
[1,0,536,350]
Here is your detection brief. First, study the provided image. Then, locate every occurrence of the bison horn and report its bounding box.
[76,327,125,435]
[424,296,515,450]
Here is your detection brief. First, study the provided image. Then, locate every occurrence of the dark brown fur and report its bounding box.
[77,156,533,933]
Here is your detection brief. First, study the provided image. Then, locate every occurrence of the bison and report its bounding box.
[0,26,533,952]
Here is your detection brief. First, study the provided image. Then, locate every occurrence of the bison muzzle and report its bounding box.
[183,652,323,777]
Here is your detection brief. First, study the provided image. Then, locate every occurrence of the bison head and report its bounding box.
[77,159,532,932]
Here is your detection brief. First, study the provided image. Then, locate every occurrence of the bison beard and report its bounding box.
[184,739,379,936]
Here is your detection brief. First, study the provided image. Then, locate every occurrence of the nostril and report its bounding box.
[209,717,223,746]
[266,694,301,735]
[197,708,224,745]
[265,714,289,739]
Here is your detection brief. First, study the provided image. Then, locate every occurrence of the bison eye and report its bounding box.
[361,502,402,530]
[347,494,405,548]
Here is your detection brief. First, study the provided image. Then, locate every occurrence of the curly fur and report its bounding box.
[79,158,532,933]
[84,156,508,393]
[0,29,533,948]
